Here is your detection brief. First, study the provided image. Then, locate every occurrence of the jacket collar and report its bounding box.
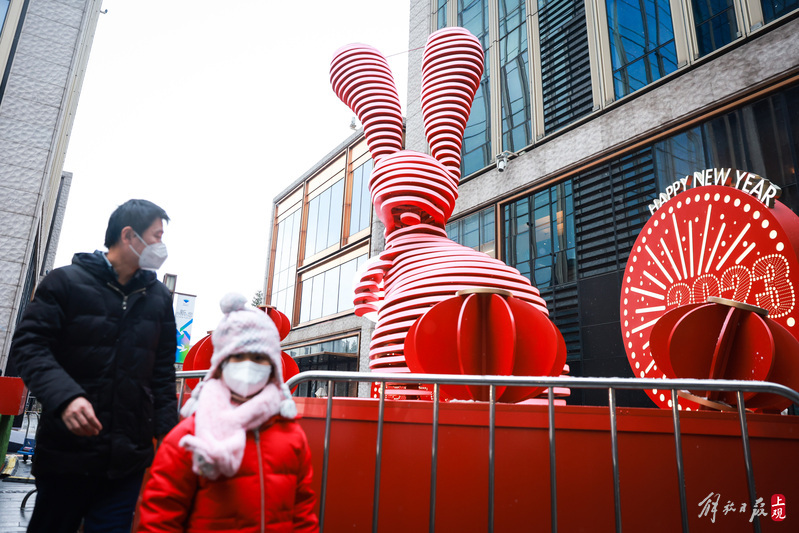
[72,251,156,291]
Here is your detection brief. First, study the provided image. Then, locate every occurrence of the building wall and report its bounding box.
[405,0,799,406]
[0,0,103,373]
[266,132,377,397]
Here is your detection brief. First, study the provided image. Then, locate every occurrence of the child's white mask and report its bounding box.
[222,360,272,398]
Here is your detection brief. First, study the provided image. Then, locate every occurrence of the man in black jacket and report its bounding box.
[11,199,178,533]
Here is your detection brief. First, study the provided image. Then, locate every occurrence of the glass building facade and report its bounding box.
[267,135,375,383]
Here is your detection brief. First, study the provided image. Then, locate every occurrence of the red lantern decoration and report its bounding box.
[405,288,566,402]
[261,305,300,391]
[649,296,799,411]
[181,334,214,390]
[183,306,299,391]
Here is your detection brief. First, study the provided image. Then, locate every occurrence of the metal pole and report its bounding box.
[671,390,689,533]
[429,384,440,533]
[736,391,761,533]
[372,382,387,533]
[488,384,496,533]
[319,379,334,533]
[548,387,557,533]
[609,388,622,533]
[177,378,186,415]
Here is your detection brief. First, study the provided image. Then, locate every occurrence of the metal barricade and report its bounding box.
[279,371,799,533]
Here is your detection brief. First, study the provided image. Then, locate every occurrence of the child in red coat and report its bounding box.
[137,293,318,532]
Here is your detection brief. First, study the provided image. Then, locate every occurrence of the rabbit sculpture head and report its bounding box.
[330,27,483,234]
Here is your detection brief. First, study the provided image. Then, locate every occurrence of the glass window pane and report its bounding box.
[606,0,678,98]
[359,160,373,231]
[446,221,460,242]
[499,0,531,151]
[0,2,8,29]
[459,0,491,176]
[349,165,363,237]
[271,210,301,324]
[462,213,480,249]
[328,179,344,248]
[310,275,325,320]
[760,0,798,23]
[437,0,448,29]
[693,0,738,57]
[299,280,312,323]
[305,197,319,257]
[315,188,331,254]
[338,258,358,312]
[322,267,339,317]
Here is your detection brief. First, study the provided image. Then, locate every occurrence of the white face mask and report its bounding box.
[222,360,273,398]
[131,232,168,271]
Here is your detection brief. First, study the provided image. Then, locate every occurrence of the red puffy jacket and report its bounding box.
[137,415,318,532]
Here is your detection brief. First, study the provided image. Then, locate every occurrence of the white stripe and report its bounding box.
[672,213,688,279]
[635,306,666,313]
[697,204,712,274]
[735,242,757,264]
[643,270,667,290]
[715,223,750,271]
[632,317,660,334]
[706,222,725,274]
[645,245,674,284]
[631,287,666,300]
[688,220,694,278]
[660,237,683,281]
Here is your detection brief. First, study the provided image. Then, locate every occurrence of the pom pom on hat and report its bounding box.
[220,292,248,314]
[210,292,282,374]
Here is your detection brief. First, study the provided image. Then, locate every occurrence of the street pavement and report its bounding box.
[0,455,35,532]
[1,410,37,532]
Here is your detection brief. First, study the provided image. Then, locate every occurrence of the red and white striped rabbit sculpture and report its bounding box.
[330,28,566,401]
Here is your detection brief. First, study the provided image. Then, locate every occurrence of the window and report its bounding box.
[299,254,368,323]
[761,0,799,23]
[270,209,301,323]
[653,127,706,192]
[606,0,678,98]
[349,159,373,236]
[436,0,448,29]
[459,0,492,176]
[503,181,575,288]
[305,178,345,258]
[0,1,9,31]
[539,0,594,132]
[499,0,531,152]
[692,0,738,56]
[286,336,359,397]
[446,205,495,256]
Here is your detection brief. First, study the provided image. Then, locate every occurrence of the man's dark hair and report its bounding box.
[104,199,170,248]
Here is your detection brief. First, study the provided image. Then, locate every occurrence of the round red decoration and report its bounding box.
[620,184,799,409]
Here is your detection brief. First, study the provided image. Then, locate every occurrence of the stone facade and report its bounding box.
[0,0,102,373]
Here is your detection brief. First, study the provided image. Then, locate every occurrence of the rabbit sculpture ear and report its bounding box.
[330,44,403,164]
[421,28,484,183]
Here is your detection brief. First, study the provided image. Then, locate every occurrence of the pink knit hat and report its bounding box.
[209,293,282,378]
[180,292,297,422]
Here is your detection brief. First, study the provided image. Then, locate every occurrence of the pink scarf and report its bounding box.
[179,378,283,479]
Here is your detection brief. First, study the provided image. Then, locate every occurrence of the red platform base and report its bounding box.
[295,397,798,532]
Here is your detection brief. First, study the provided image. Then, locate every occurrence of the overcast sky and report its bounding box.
[55,0,410,340]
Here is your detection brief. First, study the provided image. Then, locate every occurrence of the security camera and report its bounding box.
[496,151,513,172]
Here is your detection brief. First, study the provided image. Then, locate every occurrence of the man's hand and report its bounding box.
[61,397,103,436]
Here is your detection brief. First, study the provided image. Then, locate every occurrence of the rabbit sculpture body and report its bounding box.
[331,28,561,391]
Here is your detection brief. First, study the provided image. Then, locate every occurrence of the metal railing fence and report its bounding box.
[175,370,799,533]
